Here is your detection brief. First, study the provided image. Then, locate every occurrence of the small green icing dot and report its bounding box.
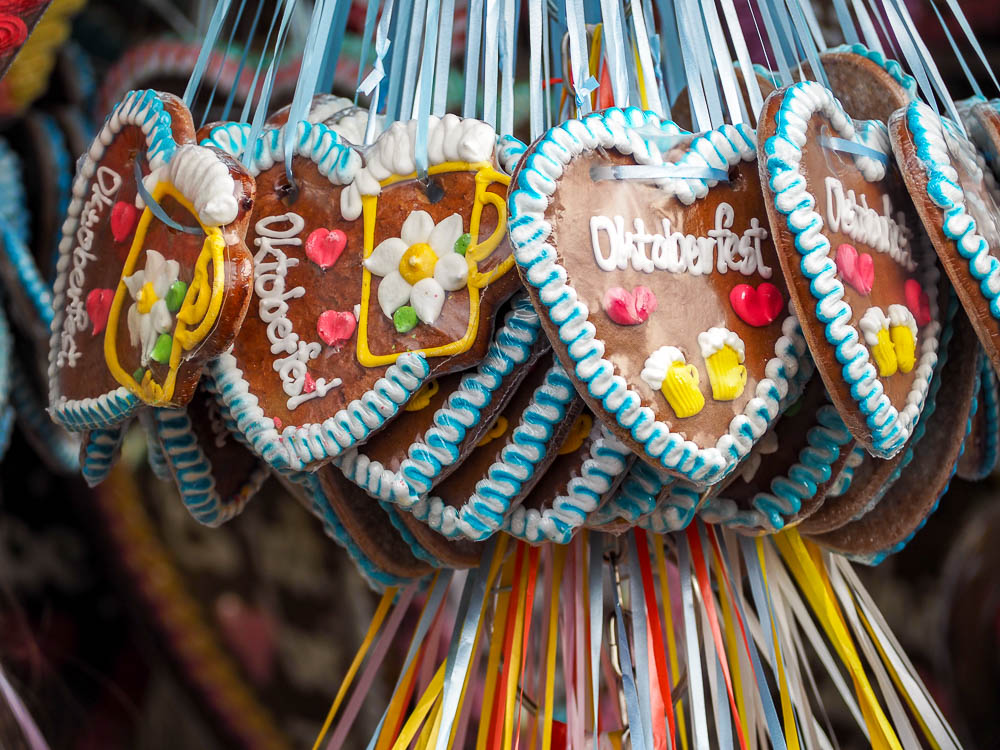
[133,368,144,383]
[393,306,418,333]
[784,398,803,418]
[453,233,471,256]
[151,333,173,364]
[165,280,188,312]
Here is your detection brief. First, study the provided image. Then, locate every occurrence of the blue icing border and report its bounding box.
[35,112,74,280]
[762,81,940,458]
[0,136,31,244]
[508,107,807,483]
[504,421,634,544]
[48,89,185,432]
[81,421,130,487]
[637,482,703,534]
[826,43,918,100]
[140,409,172,481]
[406,360,581,541]
[288,470,422,591]
[588,456,674,528]
[901,100,1000,328]
[967,356,1000,479]
[11,357,79,473]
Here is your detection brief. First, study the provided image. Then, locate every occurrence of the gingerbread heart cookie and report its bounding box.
[150,383,270,527]
[957,356,998,481]
[336,295,548,502]
[505,410,634,544]
[759,82,941,458]
[807,44,916,123]
[810,306,979,563]
[204,115,521,472]
[699,374,855,533]
[406,351,584,540]
[891,100,1000,377]
[47,90,255,431]
[509,108,807,484]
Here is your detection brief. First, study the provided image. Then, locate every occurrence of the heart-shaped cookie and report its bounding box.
[509,108,807,484]
[894,99,1000,377]
[759,82,940,458]
[47,90,255,431]
[203,112,521,472]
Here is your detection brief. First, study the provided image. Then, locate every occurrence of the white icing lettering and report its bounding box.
[824,176,916,271]
[254,213,342,411]
[588,203,771,279]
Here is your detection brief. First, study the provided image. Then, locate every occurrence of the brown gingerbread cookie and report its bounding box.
[809,305,979,561]
[509,108,808,485]
[890,99,1000,378]
[47,89,255,431]
[758,81,941,459]
[804,44,917,123]
[203,115,521,473]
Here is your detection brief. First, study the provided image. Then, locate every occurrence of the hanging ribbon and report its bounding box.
[629,0,662,115]
[432,0,457,116]
[717,0,764,122]
[697,0,744,125]
[833,0,861,45]
[818,133,889,165]
[200,0,248,127]
[850,0,885,55]
[590,164,730,182]
[625,534,656,750]
[653,536,689,750]
[182,0,233,108]
[610,552,649,750]
[677,534,710,749]
[220,0,265,121]
[463,0,485,118]
[929,0,982,100]
[414,0,443,179]
[588,533,605,750]
[634,530,676,747]
[565,0,599,112]
[133,160,203,235]
[542,545,567,750]
[941,0,1000,94]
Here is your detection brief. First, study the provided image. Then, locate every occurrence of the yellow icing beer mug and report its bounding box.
[661,362,706,418]
[699,328,748,401]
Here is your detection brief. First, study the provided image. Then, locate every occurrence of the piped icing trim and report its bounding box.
[504,421,633,544]
[902,100,1000,321]
[826,43,919,100]
[140,409,172,481]
[81,421,130,487]
[337,296,545,503]
[637,482,702,534]
[699,402,853,531]
[288,470,419,591]
[509,107,806,483]
[586,458,673,528]
[828,446,864,497]
[0,136,30,244]
[341,114,497,221]
[140,144,238,226]
[405,361,581,541]
[762,81,939,457]
[969,356,1000,479]
[151,405,268,527]
[209,349,430,472]
[48,89,186,431]
[496,135,527,176]
[38,111,73,272]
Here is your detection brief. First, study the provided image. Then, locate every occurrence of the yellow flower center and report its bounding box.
[137,281,158,314]
[398,243,438,285]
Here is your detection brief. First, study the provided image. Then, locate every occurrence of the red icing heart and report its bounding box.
[273,417,283,431]
[110,201,139,243]
[317,309,357,346]
[85,288,113,336]
[905,279,931,327]
[835,243,874,295]
[602,286,657,325]
[729,283,784,327]
[305,228,346,269]
[302,371,316,394]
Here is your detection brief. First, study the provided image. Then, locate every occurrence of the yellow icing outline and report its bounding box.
[356,161,512,368]
[104,182,226,405]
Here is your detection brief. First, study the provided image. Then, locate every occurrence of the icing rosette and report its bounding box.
[860,307,897,376]
[122,249,186,367]
[363,210,470,327]
[0,13,27,53]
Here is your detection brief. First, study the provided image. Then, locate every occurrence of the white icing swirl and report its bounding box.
[641,346,685,391]
[697,327,745,360]
[140,144,239,226]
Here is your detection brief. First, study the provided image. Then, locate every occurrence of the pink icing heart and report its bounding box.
[302,371,316,394]
[835,243,874,295]
[905,279,931,327]
[305,228,347,269]
[602,286,657,325]
[729,282,784,327]
[273,417,283,431]
[110,201,139,243]
[85,288,113,336]
[317,309,357,346]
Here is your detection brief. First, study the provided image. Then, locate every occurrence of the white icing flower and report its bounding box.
[738,429,779,483]
[697,327,746,360]
[859,307,890,346]
[123,249,181,366]
[641,346,686,391]
[887,304,917,339]
[364,210,469,325]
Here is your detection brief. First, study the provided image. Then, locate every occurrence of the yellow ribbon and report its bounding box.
[653,535,689,750]
[542,545,567,750]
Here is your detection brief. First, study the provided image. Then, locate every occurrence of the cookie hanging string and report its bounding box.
[197,0,248,128]
[181,0,232,110]
[219,0,265,122]
[132,159,203,236]
[564,0,599,115]
[358,0,395,147]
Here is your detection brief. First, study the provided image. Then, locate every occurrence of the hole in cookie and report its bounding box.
[727,166,740,183]
[240,196,253,212]
[424,178,445,204]
[275,179,299,206]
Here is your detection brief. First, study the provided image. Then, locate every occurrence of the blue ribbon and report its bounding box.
[819,134,889,165]
[528,0,544,142]
[832,0,860,46]
[133,159,203,235]
[361,0,396,146]
[237,0,285,125]
[384,0,416,122]
[850,0,885,56]
[399,0,429,120]
[499,0,517,138]
[588,535,604,750]
[432,0,457,116]
[482,0,500,128]
[463,0,485,118]
[182,0,233,109]
[415,0,442,179]
[318,0,352,94]
[678,535,710,749]
[930,0,982,99]
[355,0,382,99]
[943,0,1000,95]
[590,164,731,182]
[611,556,648,750]
[672,0,712,130]
[199,0,248,128]
[626,534,655,750]
[565,0,598,113]
[221,0,265,121]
